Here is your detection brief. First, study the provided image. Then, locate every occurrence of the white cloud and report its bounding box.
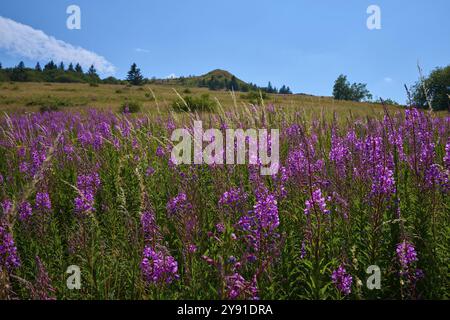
[135,48,150,53]
[384,77,393,83]
[0,16,115,74]
[166,73,177,79]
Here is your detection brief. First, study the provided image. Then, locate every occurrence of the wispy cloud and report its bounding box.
[0,16,115,74]
[134,48,150,53]
[384,77,393,83]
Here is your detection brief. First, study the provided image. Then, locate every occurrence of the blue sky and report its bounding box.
[1,0,449,103]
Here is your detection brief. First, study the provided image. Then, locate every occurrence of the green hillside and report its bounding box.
[148,69,260,92]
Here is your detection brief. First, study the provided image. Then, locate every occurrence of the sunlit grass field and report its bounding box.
[0,81,401,117]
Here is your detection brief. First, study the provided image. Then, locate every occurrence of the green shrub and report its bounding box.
[39,105,60,112]
[240,91,268,105]
[102,76,121,85]
[172,94,216,112]
[120,101,142,113]
[0,72,8,82]
[26,96,72,108]
[54,74,82,83]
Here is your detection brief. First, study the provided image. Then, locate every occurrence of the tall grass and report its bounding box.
[0,103,448,300]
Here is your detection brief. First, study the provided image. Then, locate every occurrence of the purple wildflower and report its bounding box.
[216,223,225,234]
[166,192,192,217]
[329,133,350,175]
[396,241,418,273]
[252,194,279,231]
[225,273,259,300]
[239,193,279,234]
[19,162,29,174]
[35,192,52,211]
[32,256,56,300]
[396,240,423,295]
[274,166,288,199]
[238,193,280,256]
[444,140,450,169]
[31,149,46,175]
[0,224,21,271]
[18,201,33,221]
[17,147,26,158]
[227,256,237,264]
[371,165,396,197]
[166,118,176,132]
[331,264,353,296]
[141,210,158,242]
[188,244,197,253]
[300,241,307,259]
[74,172,101,214]
[77,172,101,191]
[1,199,13,216]
[63,144,75,160]
[145,166,155,177]
[141,246,179,285]
[424,164,448,191]
[156,145,165,158]
[304,188,330,215]
[219,188,248,215]
[219,188,247,207]
[74,192,95,213]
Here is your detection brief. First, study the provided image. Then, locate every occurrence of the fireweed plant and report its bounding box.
[0,105,448,300]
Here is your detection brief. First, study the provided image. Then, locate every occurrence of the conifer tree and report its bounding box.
[75,63,83,73]
[126,63,144,85]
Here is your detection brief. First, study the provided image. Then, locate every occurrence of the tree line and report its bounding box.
[0,61,293,95]
[332,65,449,111]
[0,60,102,84]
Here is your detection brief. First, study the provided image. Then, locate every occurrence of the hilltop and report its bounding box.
[149,69,264,92]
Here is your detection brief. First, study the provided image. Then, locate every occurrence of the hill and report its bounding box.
[149,69,261,92]
[0,62,291,93]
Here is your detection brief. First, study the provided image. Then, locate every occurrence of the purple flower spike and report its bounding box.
[0,224,21,271]
[304,188,330,215]
[18,201,33,221]
[36,192,52,211]
[331,264,353,296]
[141,246,179,285]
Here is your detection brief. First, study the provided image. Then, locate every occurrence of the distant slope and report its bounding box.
[0,62,289,93]
[150,69,259,92]
[0,81,403,116]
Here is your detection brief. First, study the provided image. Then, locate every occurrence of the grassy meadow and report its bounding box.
[0,81,401,117]
[0,81,448,300]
